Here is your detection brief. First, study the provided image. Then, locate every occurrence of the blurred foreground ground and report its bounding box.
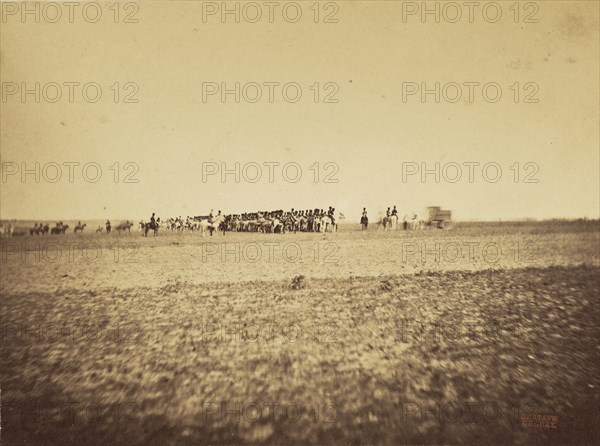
[1,221,599,445]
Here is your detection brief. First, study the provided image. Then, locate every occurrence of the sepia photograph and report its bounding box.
[1,1,599,445]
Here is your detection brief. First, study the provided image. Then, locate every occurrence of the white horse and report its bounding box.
[0,224,14,238]
[320,215,337,233]
[197,214,224,237]
[378,216,393,230]
[409,214,422,230]
[271,218,285,233]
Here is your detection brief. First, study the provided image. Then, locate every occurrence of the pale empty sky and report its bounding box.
[1,1,598,221]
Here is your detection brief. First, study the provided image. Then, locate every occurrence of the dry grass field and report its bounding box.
[1,220,599,445]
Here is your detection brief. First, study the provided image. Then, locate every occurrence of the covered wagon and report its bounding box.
[426,206,451,229]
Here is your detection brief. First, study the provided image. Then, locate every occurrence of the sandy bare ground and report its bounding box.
[1,220,598,294]
[1,221,599,445]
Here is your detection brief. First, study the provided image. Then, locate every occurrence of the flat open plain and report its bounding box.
[1,220,599,445]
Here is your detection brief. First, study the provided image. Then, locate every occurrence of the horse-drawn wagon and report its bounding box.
[426,206,451,229]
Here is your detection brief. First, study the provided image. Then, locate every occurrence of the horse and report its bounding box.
[33,224,48,235]
[378,216,392,230]
[74,223,87,233]
[249,216,269,233]
[115,221,134,233]
[409,214,422,231]
[229,218,241,232]
[51,224,69,235]
[389,214,399,230]
[173,217,184,231]
[212,215,225,236]
[197,214,224,237]
[360,215,369,230]
[281,214,297,233]
[144,218,160,237]
[0,224,14,238]
[258,218,273,233]
[245,219,261,232]
[296,215,307,232]
[271,217,285,234]
[319,215,337,233]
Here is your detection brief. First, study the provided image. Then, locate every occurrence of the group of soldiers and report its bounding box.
[155,207,340,233]
[90,206,342,236]
[223,207,340,233]
[229,206,338,226]
[29,222,69,235]
[224,207,337,221]
[288,206,337,223]
[30,222,50,235]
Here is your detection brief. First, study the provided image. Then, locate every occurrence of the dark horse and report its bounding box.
[143,220,159,237]
[51,224,69,235]
[360,215,368,230]
[218,217,229,236]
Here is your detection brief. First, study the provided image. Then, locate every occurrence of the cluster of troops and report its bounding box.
[27,220,135,235]
[16,205,425,239]
[154,207,342,234]
[226,207,341,233]
[29,222,74,235]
